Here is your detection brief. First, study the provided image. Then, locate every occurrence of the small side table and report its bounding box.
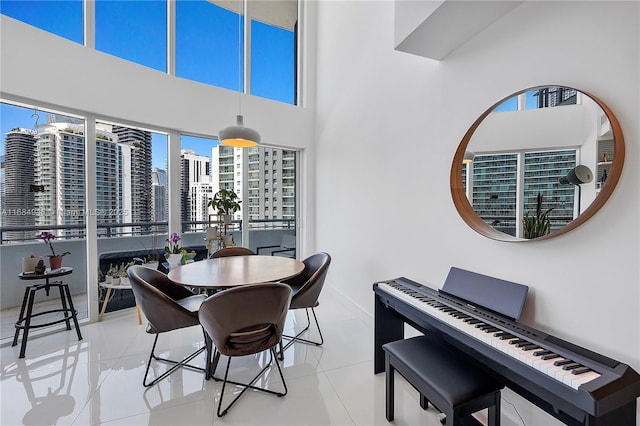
[13,267,83,358]
[99,282,142,325]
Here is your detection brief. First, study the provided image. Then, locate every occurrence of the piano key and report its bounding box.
[541,353,562,360]
[533,350,553,356]
[497,333,516,340]
[554,359,574,367]
[520,344,540,351]
[572,367,592,375]
[562,363,583,371]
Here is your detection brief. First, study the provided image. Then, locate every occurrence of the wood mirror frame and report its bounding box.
[450,87,625,242]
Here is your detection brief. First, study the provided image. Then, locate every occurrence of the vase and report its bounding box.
[49,256,63,270]
[221,235,233,247]
[166,253,182,269]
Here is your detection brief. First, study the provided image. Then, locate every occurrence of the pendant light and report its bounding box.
[219,0,260,148]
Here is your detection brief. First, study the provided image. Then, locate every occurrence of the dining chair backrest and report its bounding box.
[128,265,202,334]
[282,252,331,310]
[210,247,256,258]
[199,283,292,357]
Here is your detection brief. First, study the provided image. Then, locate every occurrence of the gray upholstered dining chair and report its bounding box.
[127,265,211,387]
[209,247,256,258]
[278,252,331,355]
[198,282,292,417]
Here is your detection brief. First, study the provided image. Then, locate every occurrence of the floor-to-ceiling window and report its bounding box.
[0,103,88,340]
[2,0,299,104]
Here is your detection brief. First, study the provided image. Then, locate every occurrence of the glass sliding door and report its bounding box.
[94,120,168,317]
[0,103,88,340]
[247,146,297,258]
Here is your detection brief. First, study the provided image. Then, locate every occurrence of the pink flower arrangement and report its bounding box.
[164,232,182,255]
[36,231,70,258]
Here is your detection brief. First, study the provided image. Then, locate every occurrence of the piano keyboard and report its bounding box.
[378,280,601,390]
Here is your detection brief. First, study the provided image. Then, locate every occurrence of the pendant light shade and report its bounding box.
[219,115,260,147]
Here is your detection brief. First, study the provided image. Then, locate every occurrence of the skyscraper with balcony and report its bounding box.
[34,122,87,237]
[180,149,213,231]
[151,168,167,222]
[212,145,296,224]
[2,128,36,241]
[112,126,152,228]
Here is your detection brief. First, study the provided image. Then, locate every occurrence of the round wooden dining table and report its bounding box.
[167,255,305,290]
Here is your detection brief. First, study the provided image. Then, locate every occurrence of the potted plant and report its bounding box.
[522,193,554,239]
[119,261,134,286]
[36,231,70,270]
[143,226,160,270]
[164,232,183,268]
[209,189,241,226]
[107,263,120,285]
[208,189,241,247]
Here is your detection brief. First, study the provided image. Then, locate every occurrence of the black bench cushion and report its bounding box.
[383,335,503,406]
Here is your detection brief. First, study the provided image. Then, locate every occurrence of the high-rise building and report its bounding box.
[151,168,167,222]
[2,128,36,241]
[112,126,152,228]
[180,149,213,231]
[470,150,576,237]
[211,145,296,224]
[34,122,87,238]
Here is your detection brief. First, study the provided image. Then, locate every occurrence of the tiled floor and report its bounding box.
[1,287,490,426]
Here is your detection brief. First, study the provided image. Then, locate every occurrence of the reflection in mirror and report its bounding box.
[451,86,624,241]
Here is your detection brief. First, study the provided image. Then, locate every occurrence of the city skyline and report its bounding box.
[0,104,215,170]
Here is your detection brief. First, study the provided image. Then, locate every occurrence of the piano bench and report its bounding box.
[383,335,503,426]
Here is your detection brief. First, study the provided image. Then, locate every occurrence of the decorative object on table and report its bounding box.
[164,232,182,254]
[208,189,241,248]
[164,232,183,269]
[118,260,134,286]
[22,256,42,273]
[522,193,553,239]
[182,251,197,264]
[34,259,46,275]
[600,169,608,183]
[107,264,120,285]
[36,231,70,270]
[166,254,182,269]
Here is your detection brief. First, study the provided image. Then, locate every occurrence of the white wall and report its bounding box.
[0,15,314,150]
[315,1,639,424]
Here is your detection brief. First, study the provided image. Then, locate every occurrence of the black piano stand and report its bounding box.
[12,280,83,358]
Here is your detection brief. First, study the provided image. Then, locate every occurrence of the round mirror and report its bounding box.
[451,86,624,241]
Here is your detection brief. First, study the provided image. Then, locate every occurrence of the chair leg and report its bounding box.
[142,333,207,387]
[280,307,324,356]
[216,347,287,417]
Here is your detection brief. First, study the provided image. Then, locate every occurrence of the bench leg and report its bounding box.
[487,391,501,426]
[420,393,429,410]
[385,354,394,421]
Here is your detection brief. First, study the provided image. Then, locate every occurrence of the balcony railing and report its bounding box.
[0,219,296,339]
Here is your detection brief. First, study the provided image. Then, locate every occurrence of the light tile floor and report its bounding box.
[1,287,495,426]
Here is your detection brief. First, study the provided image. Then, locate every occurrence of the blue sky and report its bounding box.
[1,0,294,167]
